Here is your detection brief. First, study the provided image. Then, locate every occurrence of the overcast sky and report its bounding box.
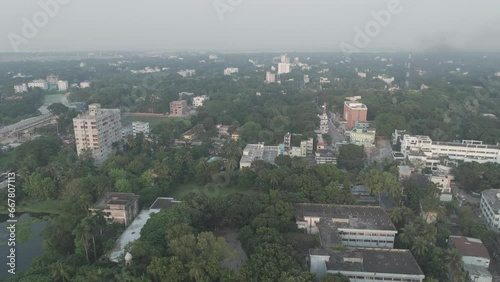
[1,0,499,52]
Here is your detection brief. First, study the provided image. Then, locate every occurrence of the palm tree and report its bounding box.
[411,237,428,258]
[188,258,210,282]
[50,260,71,282]
[445,248,463,280]
[268,172,281,189]
[399,225,416,247]
[390,208,404,225]
[73,223,90,263]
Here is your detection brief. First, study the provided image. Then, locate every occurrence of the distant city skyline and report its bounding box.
[1,0,499,53]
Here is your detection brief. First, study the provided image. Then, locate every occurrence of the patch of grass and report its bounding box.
[121,115,191,128]
[170,182,256,199]
[43,94,65,104]
[0,152,14,170]
[0,217,42,245]
[0,200,66,215]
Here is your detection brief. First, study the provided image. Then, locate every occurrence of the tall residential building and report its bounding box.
[344,100,368,128]
[132,122,150,137]
[265,71,276,83]
[303,74,310,84]
[170,100,188,116]
[280,54,290,64]
[224,68,239,76]
[278,63,291,75]
[73,104,121,164]
[284,132,292,150]
[57,80,69,91]
[480,189,500,230]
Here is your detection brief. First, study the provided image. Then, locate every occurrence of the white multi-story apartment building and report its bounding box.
[80,81,91,88]
[296,204,398,249]
[223,68,239,76]
[73,104,121,164]
[480,189,500,231]
[398,133,500,168]
[192,95,209,108]
[265,71,276,83]
[27,79,48,90]
[277,63,291,75]
[14,84,28,93]
[132,121,150,137]
[58,80,69,92]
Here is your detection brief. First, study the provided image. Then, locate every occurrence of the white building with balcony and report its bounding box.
[27,79,48,90]
[480,189,500,231]
[193,95,209,108]
[397,132,500,168]
[132,122,150,137]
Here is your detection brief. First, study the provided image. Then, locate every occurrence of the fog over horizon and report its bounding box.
[1,0,499,53]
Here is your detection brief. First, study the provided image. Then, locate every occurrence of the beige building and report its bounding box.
[170,100,187,116]
[89,192,139,226]
[73,104,121,164]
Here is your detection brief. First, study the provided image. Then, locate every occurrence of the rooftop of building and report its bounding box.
[398,166,412,175]
[432,140,500,150]
[240,143,280,165]
[463,264,492,278]
[315,149,337,158]
[149,197,181,210]
[91,192,139,210]
[296,203,396,231]
[344,101,367,109]
[310,248,424,276]
[449,236,490,260]
[481,189,500,213]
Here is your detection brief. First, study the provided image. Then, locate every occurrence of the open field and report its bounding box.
[121,115,191,128]
[170,182,256,199]
[43,94,65,105]
[0,200,66,215]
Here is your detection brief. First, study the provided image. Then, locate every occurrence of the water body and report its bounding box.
[0,213,49,278]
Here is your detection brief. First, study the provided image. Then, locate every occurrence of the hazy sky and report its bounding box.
[1,0,499,52]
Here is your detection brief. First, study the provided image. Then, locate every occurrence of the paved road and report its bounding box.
[327,118,345,146]
[451,183,480,205]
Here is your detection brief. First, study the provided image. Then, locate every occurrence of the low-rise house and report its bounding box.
[398,166,412,180]
[89,193,139,226]
[315,149,337,165]
[449,236,492,282]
